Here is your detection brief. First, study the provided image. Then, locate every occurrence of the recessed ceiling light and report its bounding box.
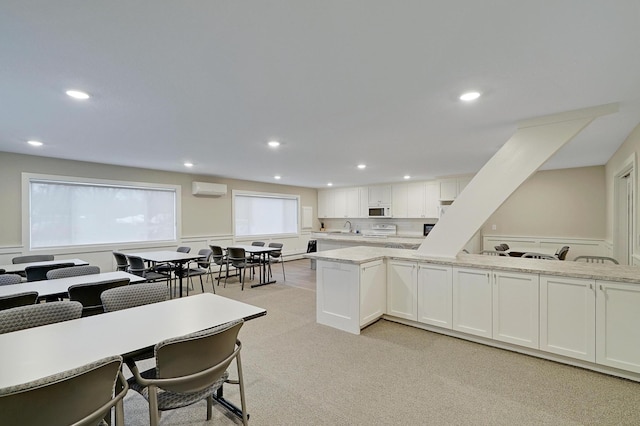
[459,91,481,101]
[357,164,366,170]
[268,140,280,148]
[66,90,90,100]
[184,162,193,168]
[274,175,281,180]
[327,182,333,187]
[27,140,43,147]
[404,175,411,180]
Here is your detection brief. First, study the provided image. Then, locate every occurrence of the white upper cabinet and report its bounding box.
[439,176,472,201]
[368,185,392,206]
[318,190,334,218]
[333,187,360,218]
[424,181,439,218]
[406,182,426,218]
[392,183,408,218]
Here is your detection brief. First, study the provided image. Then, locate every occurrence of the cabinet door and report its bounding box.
[417,263,452,328]
[457,177,471,197]
[333,189,347,218]
[407,182,425,218]
[540,275,595,361]
[316,261,360,334]
[369,185,392,205]
[392,183,408,218]
[387,260,417,320]
[359,187,369,217]
[492,271,539,349]
[452,267,492,338]
[360,260,386,327]
[424,181,439,218]
[345,187,360,218]
[318,190,334,218]
[596,280,640,373]
[439,179,458,201]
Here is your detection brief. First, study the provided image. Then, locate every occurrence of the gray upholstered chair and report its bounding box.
[266,243,286,281]
[25,262,75,282]
[46,265,100,280]
[112,251,130,272]
[177,249,214,295]
[11,254,54,264]
[555,246,570,260]
[0,355,128,426]
[225,247,248,290]
[68,278,130,317]
[101,282,169,313]
[209,245,228,285]
[574,255,619,264]
[126,255,170,285]
[127,319,248,426]
[0,301,83,334]
[0,291,38,311]
[521,252,558,260]
[0,274,23,286]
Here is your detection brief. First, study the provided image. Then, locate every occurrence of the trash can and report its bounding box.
[307,240,317,270]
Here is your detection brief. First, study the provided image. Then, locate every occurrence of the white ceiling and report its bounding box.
[1,1,640,188]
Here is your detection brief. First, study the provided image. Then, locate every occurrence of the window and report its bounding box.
[234,191,299,237]
[24,174,179,249]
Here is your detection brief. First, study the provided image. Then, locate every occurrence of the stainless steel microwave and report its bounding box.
[368,207,391,217]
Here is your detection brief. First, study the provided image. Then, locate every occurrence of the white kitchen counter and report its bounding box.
[312,232,425,248]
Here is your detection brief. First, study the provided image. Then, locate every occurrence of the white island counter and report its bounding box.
[306,246,640,382]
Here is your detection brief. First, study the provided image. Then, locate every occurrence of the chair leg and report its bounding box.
[281,259,286,281]
[199,275,204,293]
[241,267,245,291]
[149,386,160,426]
[236,352,249,426]
[206,395,213,420]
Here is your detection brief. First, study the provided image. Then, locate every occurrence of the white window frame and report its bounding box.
[232,190,300,239]
[21,173,182,251]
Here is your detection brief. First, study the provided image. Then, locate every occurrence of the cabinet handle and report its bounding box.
[589,283,593,290]
[599,284,603,291]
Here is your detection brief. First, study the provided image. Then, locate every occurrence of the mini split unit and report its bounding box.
[191,181,227,197]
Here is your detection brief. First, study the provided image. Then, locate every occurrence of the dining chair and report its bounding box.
[101,281,169,313]
[247,241,265,278]
[0,301,83,334]
[126,319,248,426]
[266,243,285,281]
[46,265,100,280]
[225,247,248,290]
[0,291,38,311]
[68,278,130,317]
[154,246,192,284]
[11,254,54,264]
[0,273,23,286]
[521,252,558,260]
[209,245,228,285]
[112,251,130,272]
[0,355,128,426]
[126,255,170,285]
[24,263,75,282]
[177,248,214,295]
[573,255,619,264]
[555,246,570,260]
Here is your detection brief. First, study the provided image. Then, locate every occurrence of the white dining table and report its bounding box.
[0,293,266,389]
[125,251,206,297]
[230,245,280,288]
[0,271,145,299]
[0,258,89,274]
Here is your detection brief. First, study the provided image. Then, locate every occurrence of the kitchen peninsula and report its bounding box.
[306,246,640,382]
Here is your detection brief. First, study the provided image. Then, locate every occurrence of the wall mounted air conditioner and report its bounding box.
[191,181,227,197]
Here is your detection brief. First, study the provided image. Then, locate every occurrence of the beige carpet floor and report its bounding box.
[122,259,640,425]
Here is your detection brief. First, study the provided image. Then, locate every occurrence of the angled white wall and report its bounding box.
[418,104,618,258]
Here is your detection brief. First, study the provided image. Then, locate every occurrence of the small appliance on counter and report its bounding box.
[423,223,435,236]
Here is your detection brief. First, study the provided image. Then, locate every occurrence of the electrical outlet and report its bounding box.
[491,224,497,231]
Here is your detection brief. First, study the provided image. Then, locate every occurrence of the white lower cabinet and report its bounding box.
[596,280,640,373]
[452,267,492,338]
[492,271,539,349]
[316,260,386,334]
[540,275,595,362]
[417,263,452,329]
[387,260,417,321]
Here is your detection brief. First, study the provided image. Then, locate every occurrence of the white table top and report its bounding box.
[0,258,89,274]
[125,250,205,263]
[231,245,280,254]
[0,271,145,298]
[507,247,557,256]
[0,293,266,388]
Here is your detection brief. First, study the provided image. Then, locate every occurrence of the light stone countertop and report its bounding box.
[305,246,640,284]
[312,232,425,246]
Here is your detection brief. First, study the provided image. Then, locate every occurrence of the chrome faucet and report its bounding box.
[344,220,352,232]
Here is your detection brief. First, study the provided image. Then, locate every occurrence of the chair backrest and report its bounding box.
[12,254,54,264]
[555,246,570,260]
[0,301,83,334]
[125,255,147,276]
[573,255,619,264]
[46,265,100,280]
[154,320,243,393]
[0,291,39,311]
[112,252,129,271]
[68,278,130,317]
[194,248,212,268]
[227,247,247,267]
[500,243,510,250]
[25,263,75,282]
[209,245,226,265]
[267,243,283,259]
[251,241,265,247]
[0,355,127,425]
[521,252,558,260]
[0,274,23,286]
[177,246,191,253]
[494,245,504,251]
[101,282,169,312]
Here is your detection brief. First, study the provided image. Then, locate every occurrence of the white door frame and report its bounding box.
[613,153,636,265]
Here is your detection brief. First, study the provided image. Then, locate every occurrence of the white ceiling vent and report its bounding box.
[191,181,227,197]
